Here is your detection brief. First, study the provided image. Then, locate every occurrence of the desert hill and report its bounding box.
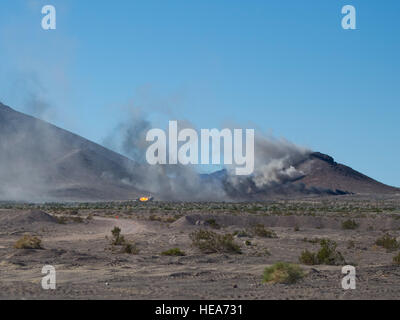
[0,102,145,201]
[294,152,399,195]
[0,102,398,202]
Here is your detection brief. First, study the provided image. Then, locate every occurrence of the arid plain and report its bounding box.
[1,195,400,300]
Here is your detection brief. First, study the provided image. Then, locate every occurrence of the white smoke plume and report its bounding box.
[104,109,312,201]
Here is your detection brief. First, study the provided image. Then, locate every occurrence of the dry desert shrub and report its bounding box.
[14,235,43,250]
[250,224,277,238]
[263,262,304,284]
[299,249,318,265]
[375,234,399,252]
[109,227,139,254]
[122,243,140,254]
[111,226,126,245]
[299,239,345,265]
[190,230,241,254]
[342,219,359,230]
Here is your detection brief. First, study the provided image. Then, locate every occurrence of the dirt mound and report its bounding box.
[171,213,400,231]
[170,215,202,228]
[171,213,330,230]
[0,210,57,231]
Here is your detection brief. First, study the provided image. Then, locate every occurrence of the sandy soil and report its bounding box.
[1,197,400,300]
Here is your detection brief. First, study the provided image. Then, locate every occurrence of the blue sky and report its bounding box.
[0,0,399,186]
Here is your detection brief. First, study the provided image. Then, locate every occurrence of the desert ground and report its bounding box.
[1,195,400,300]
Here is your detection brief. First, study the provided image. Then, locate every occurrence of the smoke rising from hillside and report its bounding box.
[0,98,314,202]
[103,109,228,201]
[104,109,311,200]
[3,101,395,202]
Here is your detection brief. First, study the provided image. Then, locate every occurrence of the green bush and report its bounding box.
[299,240,345,265]
[161,248,186,256]
[317,239,345,265]
[375,234,399,251]
[190,230,241,254]
[263,262,304,284]
[111,227,126,245]
[299,250,318,265]
[14,235,43,249]
[342,219,359,230]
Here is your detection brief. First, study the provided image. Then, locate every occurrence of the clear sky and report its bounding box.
[0,0,399,186]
